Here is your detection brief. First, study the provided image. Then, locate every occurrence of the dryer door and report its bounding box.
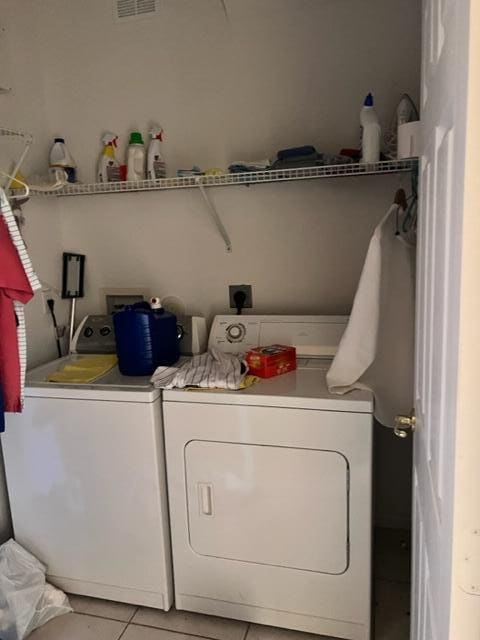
[185,440,348,574]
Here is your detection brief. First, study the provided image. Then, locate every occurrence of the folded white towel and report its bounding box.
[151,348,247,390]
[326,204,415,427]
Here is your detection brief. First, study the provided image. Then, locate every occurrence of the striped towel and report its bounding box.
[0,188,41,408]
[151,349,247,390]
[0,190,40,291]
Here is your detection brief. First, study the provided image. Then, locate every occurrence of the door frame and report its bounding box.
[447,1,480,635]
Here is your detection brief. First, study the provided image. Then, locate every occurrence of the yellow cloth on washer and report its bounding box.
[47,355,118,383]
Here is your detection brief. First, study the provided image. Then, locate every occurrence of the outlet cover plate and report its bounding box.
[229,284,252,309]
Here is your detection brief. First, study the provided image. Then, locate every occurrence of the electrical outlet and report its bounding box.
[40,284,61,315]
[229,284,253,309]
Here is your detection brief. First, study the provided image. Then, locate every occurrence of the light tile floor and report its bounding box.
[29,528,411,640]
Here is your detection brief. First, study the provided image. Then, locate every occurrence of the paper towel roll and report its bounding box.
[398,121,420,159]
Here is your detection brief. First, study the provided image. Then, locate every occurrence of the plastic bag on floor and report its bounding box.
[0,539,72,640]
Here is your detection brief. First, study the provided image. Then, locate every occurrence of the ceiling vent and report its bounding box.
[114,0,159,23]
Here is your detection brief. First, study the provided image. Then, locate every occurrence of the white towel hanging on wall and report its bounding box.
[326,204,415,427]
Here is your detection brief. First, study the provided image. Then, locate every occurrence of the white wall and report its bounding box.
[38,0,421,182]
[59,175,410,321]
[0,2,69,368]
[38,0,421,319]
[0,1,68,542]
[0,0,421,531]
[39,0,420,528]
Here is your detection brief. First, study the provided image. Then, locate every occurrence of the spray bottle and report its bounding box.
[147,127,166,179]
[98,132,121,182]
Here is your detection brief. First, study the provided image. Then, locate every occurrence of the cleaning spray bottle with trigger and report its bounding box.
[98,132,120,183]
[147,127,166,179]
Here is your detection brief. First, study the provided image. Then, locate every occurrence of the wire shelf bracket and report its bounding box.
[196,177,232,252]
[0,127,34,190]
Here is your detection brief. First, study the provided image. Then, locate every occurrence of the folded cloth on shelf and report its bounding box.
[151,348,255,390]
[317,153,354,165]
[228,159,271,173]
[270,152,353,171]
[326,204,415,427]
[276,145,317,160]
[270,156,318,170]
[47,355,118,384]
[177,166,203,177]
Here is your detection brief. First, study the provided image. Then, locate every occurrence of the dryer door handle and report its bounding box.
[198,483,214,516]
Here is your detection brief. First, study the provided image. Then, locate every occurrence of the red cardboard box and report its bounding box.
[246,344,297,378]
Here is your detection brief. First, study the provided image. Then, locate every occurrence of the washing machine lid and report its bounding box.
[25,355,160,402]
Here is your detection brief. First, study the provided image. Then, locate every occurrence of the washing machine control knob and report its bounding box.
[226,323,246,343]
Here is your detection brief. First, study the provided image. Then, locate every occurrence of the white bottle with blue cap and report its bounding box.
[49,137,77,183]
[360,93,381,163]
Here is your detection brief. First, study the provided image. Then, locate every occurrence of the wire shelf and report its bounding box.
[0,127,34,143]
[35,158,418,197]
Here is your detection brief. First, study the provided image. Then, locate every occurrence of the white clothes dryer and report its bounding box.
[3,324,173,610]
[163,315,373,640]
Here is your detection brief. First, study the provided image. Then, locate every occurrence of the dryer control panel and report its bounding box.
[209,315,349,357]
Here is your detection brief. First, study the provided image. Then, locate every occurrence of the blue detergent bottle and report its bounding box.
[113,297,180,376]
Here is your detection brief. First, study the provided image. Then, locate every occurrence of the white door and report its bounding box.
[412,0,480,638]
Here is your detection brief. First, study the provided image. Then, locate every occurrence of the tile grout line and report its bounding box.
[116,621,130,640]
[72,610,138,624]
[70,604,250,640]
[128,606,139,623]
[128,623,228,640]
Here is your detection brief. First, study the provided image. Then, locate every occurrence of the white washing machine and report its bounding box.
[163,315,373,640]
[2,316,173,610]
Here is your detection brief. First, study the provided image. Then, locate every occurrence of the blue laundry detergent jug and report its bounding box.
[113,298,180,376]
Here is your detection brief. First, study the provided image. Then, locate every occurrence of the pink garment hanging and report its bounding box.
[0,217,33,412]
[0,188,41,412]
